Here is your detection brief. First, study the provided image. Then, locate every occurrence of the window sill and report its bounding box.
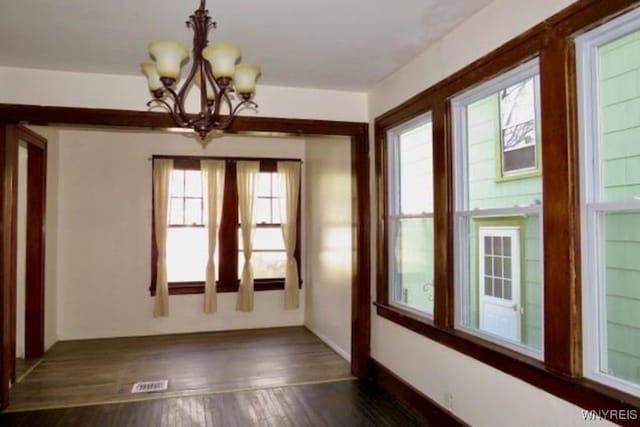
[149,279,302,296]
[374,302,640,419]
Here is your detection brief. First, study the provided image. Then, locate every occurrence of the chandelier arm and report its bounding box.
[147,99,191,127]
[203,61,221,101]
[164,85,192,124]
[231,99,258,116]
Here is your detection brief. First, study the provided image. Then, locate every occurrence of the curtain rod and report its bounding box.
[148,155,303,163]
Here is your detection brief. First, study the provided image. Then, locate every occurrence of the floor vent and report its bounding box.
[131,380,168,394]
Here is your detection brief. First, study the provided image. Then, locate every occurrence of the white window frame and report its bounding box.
[451,59,544,359]
[387,112,434,320]
[576,7,640,397]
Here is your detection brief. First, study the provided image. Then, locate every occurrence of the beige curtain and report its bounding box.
[202,160,225,314]
[153,159,173,317]
[277,162,301,310]
[236,161,260,311]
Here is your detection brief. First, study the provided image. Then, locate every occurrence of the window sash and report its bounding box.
[451,61,545,356]
[577,7,640,397]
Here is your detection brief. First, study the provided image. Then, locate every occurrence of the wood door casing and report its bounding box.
[0,125,47,411]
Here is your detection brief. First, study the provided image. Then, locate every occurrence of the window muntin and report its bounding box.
[577,9,640,396]
[452,59,543,357]
[387,114,434,317]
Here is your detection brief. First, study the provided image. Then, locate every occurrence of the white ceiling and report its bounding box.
[0,0,494,91]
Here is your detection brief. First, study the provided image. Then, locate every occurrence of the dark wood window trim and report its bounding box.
[150,155,302,296]
[375,0,640,421]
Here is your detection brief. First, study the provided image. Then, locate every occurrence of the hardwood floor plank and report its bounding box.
[6,327,352,411]
[1,379,434,426]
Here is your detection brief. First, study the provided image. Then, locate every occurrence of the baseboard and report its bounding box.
[304,325,351,362]
[368,358,469,427]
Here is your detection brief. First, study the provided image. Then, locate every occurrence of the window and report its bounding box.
[499,77,539,176]
[452,59,543,357]
[386,114,434,317]
[577,8,640,396]
[167,167,207,283]
[238,172,287,279]
[151,157,301,294]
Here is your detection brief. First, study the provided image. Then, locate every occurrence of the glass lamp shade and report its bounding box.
[234,63,261,94]
[194,70,216,100]
[202,43,241,79]
[148,40,189,79]
[140,62,163,91]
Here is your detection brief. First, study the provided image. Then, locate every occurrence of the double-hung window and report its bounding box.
[386,114,434,317]
[577,8,640,396]
[238,171,287,280]
[153,157,300,294]
[167,166,207,283]
[451,59,543,357]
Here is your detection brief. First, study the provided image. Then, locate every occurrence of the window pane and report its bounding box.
[465,79,542,210]
[184,170,202,197]
[170,170,184,197]
[598,210,640,386]
[256,172,272,196]
[461,218,542,350]
[389,217,434,316]
[392,121,434,215]
[167,227,207,282]
[254,198,272,224]
[184,198,203,225]
[598,31,640,202]
[499,78,538,175]
[238,251,286,278]
[169,198,184,225]
[239,227,285,251]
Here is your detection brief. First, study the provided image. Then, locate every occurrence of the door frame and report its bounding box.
[0,125,47,410]
[0,104,370,411]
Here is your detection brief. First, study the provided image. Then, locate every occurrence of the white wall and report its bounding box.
[368,0,615,426]
[304,136,353,361]
[55,128,306,340]
[15,143,28,359]
[0,66,368,123]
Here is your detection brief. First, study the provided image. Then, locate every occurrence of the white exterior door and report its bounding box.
[478,227,521,342]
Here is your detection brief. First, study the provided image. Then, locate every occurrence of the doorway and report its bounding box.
[478,226,522,342]
[0,125,47,410]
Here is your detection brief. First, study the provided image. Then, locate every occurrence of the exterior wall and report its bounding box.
[304,136,353,361]
[369,0,617,425]
[599,31,640,384]
[465,94,542,349]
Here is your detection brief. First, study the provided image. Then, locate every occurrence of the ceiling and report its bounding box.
[0,0,494,91]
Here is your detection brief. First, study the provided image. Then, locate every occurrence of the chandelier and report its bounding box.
[140,0,261,139]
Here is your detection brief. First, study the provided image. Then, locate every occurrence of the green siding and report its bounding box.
[398,217,434,315]
[599,32,640,385]
[464,94,542,349]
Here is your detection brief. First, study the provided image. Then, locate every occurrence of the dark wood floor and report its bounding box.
[7,327,352,411]
[1,379,430,426]
[14,358,42,383]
